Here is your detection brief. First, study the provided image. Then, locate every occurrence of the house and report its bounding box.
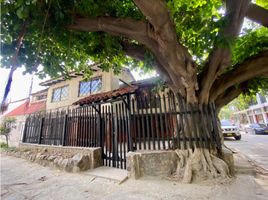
[40,66,135,110]
[22,73,221,170]
[3,66,134,146]
[1,89,47,146]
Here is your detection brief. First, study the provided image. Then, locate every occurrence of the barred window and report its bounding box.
[79,77,102,96]
[52,85,69,102]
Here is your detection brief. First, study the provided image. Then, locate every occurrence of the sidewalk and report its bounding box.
[1,153,268,200]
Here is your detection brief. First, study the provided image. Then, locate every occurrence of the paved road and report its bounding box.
[225,133,268,171]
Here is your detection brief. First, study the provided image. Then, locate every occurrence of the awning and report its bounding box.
[73,85,138,105]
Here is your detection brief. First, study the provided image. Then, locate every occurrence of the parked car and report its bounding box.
[244,123,268,134]
[220,120,241,140]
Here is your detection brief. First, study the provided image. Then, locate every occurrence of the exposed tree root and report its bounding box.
[170,148,230,183]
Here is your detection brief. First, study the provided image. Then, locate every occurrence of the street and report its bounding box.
[1,153,268,200]
[225,132,268,171]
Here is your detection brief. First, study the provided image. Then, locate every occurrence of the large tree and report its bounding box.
[1,0,268,182]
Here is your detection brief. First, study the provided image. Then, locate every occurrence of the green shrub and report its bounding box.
[0,142,8,149]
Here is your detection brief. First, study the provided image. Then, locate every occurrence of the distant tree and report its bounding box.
[0,117,16,148]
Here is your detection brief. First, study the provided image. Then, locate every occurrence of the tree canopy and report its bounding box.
[1,0,268,108]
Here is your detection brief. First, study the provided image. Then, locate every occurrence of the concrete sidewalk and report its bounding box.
[1,153,268,200]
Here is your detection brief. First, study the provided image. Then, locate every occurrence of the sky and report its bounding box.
[0,67,156,103]
[0,67,47,102]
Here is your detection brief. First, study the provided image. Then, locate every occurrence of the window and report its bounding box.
[79,77,102,96]
[36,94,47,101]
[52,85,69,102]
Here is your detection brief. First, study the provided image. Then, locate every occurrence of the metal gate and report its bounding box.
[100,97,132,169]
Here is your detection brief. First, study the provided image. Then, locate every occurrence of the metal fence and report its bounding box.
[22,91,221,169]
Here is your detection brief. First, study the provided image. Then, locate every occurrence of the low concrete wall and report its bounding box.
[127,149,235,179]
[5,143,103,172]
[127,150,178,179]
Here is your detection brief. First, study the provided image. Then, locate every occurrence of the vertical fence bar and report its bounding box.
[62,110,68,146]
[203,105,213,149]
[153,94,160,150]
[200,105,209,149]
[38,117,44,144]
[105,105,108,166]
[189,103,199,148]
[209,103,222,153]
[149,94,155,150]
[131,97,137,150]
[158,94,165,149]
[119,102,123,169]
[144,96,151,150]
[115,103,119,168]
[138,96,146,150]
[172,93,180,149]
[167,92,175,149]
[22,117,28,143]
[177,94,186,149]
[121,103,127,169]
[182,98,193,149]
[163,94,171,149]
[135,96,142,150]
[126,95,133,152]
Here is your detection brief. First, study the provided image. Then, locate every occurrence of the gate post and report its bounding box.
[126,94,133,151]
[98,104,103,147]
[22,117,28,143]
[61,111,68,146]
[38,117,44,144]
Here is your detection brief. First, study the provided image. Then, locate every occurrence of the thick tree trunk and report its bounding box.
[167,87,230,183]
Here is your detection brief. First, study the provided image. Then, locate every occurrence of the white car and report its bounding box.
[221,120,241,140]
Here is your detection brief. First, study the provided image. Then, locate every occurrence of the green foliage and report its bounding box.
[228,94,257,111]
[1,0,267,94]
[219,106,233,120]
[220,93,259,120]
[256,0,268,9]
[0,117,16,136]
[232,28,268,66]
[0,142,8,149]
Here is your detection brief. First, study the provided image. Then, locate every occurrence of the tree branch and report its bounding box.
[215,85,244,109]
[69,14,189,96]
[68,16,156,48]
[210,50,268,101]
[199,0,250,103]
[133,0,193,70]
[133,0,199,102]
[245,3,268,27]
[122,41,186,95]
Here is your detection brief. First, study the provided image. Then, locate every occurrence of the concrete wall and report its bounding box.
[0,115,26,147]
[127,150,178,179]
[16,143,103,171]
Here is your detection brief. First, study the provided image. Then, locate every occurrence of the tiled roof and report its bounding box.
[5,101,46,116]
[73,85,138,105]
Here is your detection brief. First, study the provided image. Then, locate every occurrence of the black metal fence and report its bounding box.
[22,91,221,169]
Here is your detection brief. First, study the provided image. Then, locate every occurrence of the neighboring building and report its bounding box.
[234,93,268,126]
[0,89,47,146]
[40,67,134,110]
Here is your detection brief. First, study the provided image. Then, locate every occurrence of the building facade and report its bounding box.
[234,93,268,126]
[1,89,47,146]
[40,68,134,110]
